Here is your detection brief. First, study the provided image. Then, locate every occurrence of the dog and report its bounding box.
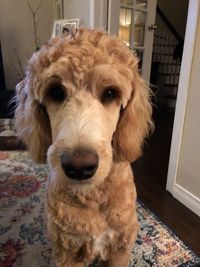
[15,28,153,267]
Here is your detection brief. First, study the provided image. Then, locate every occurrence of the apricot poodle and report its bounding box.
[15,28,153,267]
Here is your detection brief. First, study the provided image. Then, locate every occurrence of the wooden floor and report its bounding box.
[132,106,200,255]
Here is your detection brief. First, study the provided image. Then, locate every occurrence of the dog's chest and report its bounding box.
[92,229,116,260]
[65,229,116,261]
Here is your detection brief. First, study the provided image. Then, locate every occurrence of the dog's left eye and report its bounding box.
[47,83,66,103]
[101,87,118,103]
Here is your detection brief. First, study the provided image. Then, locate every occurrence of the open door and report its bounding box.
[64,0,157,83]
[108,0,157,83]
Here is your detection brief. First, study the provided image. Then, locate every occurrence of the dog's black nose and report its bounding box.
[61,149,99,180]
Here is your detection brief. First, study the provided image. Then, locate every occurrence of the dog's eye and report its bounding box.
[47,83,66,102]
[101,87,118,103]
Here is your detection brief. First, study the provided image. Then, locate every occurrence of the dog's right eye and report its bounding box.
[46,83,66,103]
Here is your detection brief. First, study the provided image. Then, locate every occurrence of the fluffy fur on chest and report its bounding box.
[46,163,138,266]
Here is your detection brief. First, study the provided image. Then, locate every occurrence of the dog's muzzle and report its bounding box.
[61,149,99,180]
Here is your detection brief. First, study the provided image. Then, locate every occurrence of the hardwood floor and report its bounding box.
[132,105,200,255]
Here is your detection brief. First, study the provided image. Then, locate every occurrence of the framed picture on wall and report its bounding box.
[52,18,80,37]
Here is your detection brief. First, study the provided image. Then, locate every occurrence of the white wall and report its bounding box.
[0,0,54,90]
[167,0,200,217]
[64,0,91,27]
[176,12,200,200]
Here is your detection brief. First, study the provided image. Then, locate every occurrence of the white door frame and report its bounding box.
[89,0,108,31]
[166,0,200,194]
[90,0,121,34]
[107,0,120,35]
[142,0,157,82]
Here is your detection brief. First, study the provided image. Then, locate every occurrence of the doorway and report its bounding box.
[115,0,189,197]
[131,0,189,197]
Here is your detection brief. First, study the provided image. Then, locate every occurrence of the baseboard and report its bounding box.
[173,184,200,217]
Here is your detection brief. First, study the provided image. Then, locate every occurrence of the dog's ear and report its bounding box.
[113,70,153,162]
[15,79,52,163]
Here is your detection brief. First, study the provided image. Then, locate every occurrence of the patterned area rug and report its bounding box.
[0,151,200,267]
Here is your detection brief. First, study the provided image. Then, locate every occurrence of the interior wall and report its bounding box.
[176,11,200,199]
[0,0,54,90]
[63,0,91,27]
[157,0,189,39]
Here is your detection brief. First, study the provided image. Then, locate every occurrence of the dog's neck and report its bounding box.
[47,161,132,206]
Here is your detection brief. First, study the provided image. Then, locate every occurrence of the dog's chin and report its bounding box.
[67,177,97,194]
[65,167,110,191]
[67,176,95,186]
[47,163,112,195]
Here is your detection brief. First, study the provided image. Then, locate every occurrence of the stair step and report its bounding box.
[158,73,170,76]
[154,53,174,56]
[158,72,179,76]
[166,95,177,99]
[157,74,179,85]
[158,64,181,74]
[154,35,167,40]
[165,97,177,108]
[157,63,181,68]
[155,44,176,47]
[162,85,178,98]
[164,83,178,87]
[161,63,181,66]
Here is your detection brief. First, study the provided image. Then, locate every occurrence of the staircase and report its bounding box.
[151,7,183,108]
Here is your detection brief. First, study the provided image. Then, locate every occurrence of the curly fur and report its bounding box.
[15,28,153,267]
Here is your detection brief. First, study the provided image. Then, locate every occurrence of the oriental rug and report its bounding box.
[0,151,200,267]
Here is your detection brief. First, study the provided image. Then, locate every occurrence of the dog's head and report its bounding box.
[15,28,153,190]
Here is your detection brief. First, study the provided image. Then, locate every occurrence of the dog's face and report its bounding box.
[45,64,130,188]
[15,29,152,191]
